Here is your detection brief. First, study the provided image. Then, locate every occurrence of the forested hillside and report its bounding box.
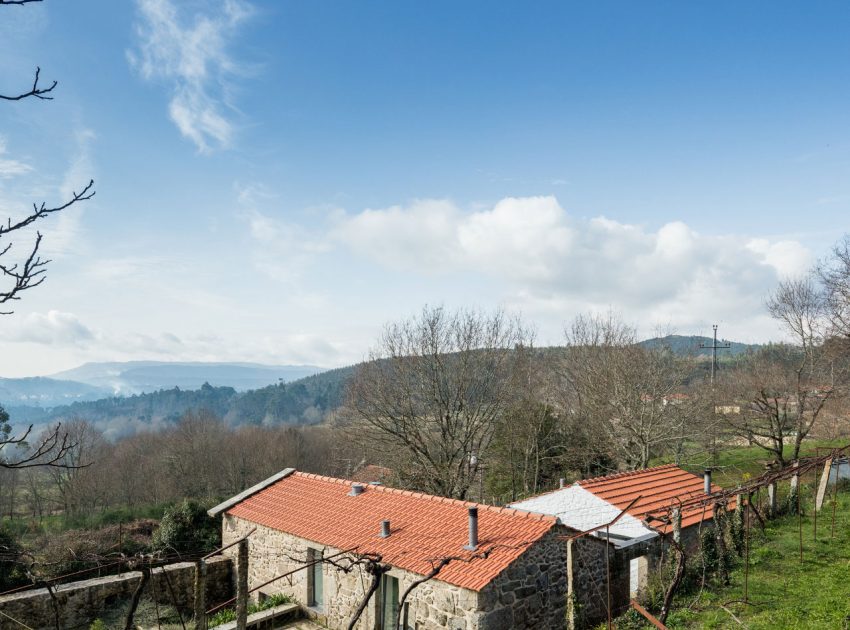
[4,366,355,440]
[1,337,759,440]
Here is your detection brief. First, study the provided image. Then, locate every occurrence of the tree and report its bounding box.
[151,499,220,555]
[724,276,841,464]
[0,404,89,470]
[560,313,697,470]
[345,305,531,500]
[487,350,568,501]
[818,234,850,340]
[1,0,96,474]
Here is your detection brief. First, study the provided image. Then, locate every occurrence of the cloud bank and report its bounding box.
[246,195,811,340]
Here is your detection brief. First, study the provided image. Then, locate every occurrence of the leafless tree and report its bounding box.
[345,305,532,500]
[560,313,698,470]
[0,0,97,484]
[818,234,850,340]
[43,419,107,515]
[1,1,95,313]
[719,276,841,465]
[0,406,91,470]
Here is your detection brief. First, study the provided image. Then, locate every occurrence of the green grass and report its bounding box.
[655,438,848,489]
[208,592,295,628]
[621,480,850,630]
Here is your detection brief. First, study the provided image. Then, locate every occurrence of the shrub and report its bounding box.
[207,592,294,628]
[151,500,219,555]
[0,527,26,591]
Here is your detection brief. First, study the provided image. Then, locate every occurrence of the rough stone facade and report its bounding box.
[0,555,231,630]
[222,515,575,630]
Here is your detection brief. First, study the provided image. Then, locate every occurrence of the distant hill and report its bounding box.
[48,361,324,395]
[3,365,356,441]
[0,377,111,408]
[2,337,762,440]
[639,335,760,358]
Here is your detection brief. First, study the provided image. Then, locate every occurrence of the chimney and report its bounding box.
[349,483,366,496]
[464,507,479,551]
[380,520,390,538]
[704,469,712,495]
[559,478,566,489]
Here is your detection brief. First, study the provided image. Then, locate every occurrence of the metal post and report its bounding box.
[797,480,803,564]
[194,560,206,630]
[236,539,249,630]
[831,460,839,539]
[605,525,612,630]
[743,494,750,602]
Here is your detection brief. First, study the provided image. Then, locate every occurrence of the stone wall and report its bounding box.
[222,515,572,630]
[0,556,231,630]
[475,526,569,629]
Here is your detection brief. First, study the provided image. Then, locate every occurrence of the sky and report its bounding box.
[1,0,849,377]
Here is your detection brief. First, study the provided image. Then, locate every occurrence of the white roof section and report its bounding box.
[509,484,655,540]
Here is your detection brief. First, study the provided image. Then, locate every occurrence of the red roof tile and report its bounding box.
[225,471,557,592]
[579,464,734,533]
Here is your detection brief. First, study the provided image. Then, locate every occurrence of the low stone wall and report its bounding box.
[0,555,231,630]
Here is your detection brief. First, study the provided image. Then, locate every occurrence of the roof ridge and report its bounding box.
[578,463,678,486]
[291,471,558,523]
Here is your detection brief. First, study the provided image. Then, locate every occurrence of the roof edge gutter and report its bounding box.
[208,468,296,517]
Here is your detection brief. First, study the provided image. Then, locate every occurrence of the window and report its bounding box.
[308,548,324,610]
[378,574,399,630]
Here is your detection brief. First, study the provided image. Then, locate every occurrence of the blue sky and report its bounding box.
[1,0,849,376]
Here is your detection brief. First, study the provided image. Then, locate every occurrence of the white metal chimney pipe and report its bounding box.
[704,469,712,495]
[464,507,478,551]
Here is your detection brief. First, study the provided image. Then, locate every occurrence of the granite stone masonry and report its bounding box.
[0,555,231,630]
[223,516,577,630]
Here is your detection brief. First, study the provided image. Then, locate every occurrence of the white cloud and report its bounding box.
[237,183,331,283]
[14,310,95,346]
[129,0,254,153]
[0,136,32,179]
[330,196,812,339]
[39,129,96,259]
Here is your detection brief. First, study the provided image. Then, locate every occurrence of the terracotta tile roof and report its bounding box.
[350,464,392,484]
[578,464,734,533]
[225,471,557,592]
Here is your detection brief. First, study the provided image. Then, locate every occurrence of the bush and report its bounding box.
[151,500,219,555]
[0,527,26,591]
[208,592,294,628]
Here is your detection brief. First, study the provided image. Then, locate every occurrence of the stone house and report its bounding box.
[209,469,617,629]
[510,464,733,600]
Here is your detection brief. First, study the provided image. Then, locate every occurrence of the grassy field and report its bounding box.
[664,484,850,629]
[625,440,850,629]
[657,437,849,489]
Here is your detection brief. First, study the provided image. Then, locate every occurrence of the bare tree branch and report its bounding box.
[0,180,95,313]
[0,421,92,470]
[0,66,56,101]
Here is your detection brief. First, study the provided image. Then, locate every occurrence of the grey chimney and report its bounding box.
[703,469,712,495]
[349,483,366,496]
[380,520,390,538]
[559,478,566,489]
[464,506,479,551]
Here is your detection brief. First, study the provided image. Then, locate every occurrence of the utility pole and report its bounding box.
[700,324,731,386]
